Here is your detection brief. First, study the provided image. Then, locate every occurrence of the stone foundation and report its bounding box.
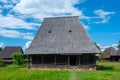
[28,64,96,70]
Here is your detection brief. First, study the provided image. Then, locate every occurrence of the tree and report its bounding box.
[117,40,120,49]
[12,52,24,65]
[0,47,2,52]
[94,42,105,61]
[94,42,101,52]
[0,58,4,66]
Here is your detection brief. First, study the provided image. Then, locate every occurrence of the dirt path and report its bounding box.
[70,71,76,80]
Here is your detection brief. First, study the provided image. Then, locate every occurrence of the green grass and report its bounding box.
[75,62,120,80]
[0,65,70,80]
[0,62,120,80]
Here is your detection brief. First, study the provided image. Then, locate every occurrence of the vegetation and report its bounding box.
[0,62,120,80]
[94,42,105,61]
[12,52,24,65]
[0,47,2,52]
[117,40,120,49]
[76,62,120,80]
[0,65,69,80]
[94,42,101,52]
[98,53,105,61]
[0,58,4,66]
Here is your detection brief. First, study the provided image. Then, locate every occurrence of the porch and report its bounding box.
[28,54,96,69]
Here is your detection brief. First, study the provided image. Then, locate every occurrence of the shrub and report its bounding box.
[12,52,24,65]
[117,40,120,49]
[98,53,105,61]
[0,47,2,52]
[0,58,4,66]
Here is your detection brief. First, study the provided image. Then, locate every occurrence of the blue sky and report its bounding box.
[0,0,120,51]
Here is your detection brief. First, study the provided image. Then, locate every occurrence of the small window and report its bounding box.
[69,30,72,32]
[48,30,52,33]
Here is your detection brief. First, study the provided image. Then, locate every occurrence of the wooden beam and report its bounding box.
[42,56,44,66]
[27,55,30,69]
[54,55,56,65]
[78,55,81,66]
[94,54,96,65]
[67,55,70,68]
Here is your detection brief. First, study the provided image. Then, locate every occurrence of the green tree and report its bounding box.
[12,52,24,65]
[0,58,4,66]
[0,47,2,52]
[94,42,105,61]
[117,40,120,49]
[94,42,101,52]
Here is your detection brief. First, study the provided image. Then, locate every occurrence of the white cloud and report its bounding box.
[81,22,90,30]
[111,32,120,35]
[94,10,115,18]
[0,14,40,30]
[0,0,116,41]
[0,28,34,40]
[0,42,4,48]
[94,10,115,24]
[22,33,34,40]
[25,41,32,49]
[0,10,2,13]
[0,0,8,3]
[83,25,89,30]
[111,44,118,49]
[3,4,14,9]
[97,43,118,51]
[13,0,87,20]
[12,0,91,30]
[0,14,38,40]
[98,44,111,52]
[0,0,19,9]
[0,0,86,40]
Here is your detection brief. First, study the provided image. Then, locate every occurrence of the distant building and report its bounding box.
[0,46,23,64]
[103,47,120,61]
[117,49,120,61]
[25,16,100,69]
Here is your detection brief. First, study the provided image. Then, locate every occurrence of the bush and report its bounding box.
[0,58,4,66]
[12,52,24,65]
[98,53,105,61]
[0,47,2,52]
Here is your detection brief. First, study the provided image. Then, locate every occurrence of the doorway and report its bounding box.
[70,56,77,66]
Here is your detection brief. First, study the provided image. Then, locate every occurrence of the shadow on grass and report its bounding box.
[0,64,26,69]
[97,65,114,71]
[0,64,7,67]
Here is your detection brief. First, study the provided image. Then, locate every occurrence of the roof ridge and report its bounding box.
[44,16,79,19]
[5,46,21,47]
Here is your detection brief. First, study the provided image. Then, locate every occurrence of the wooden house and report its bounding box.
[103,47,120,61]
[117,49,120,61]
[0,46,23,64]
[25,16,100,69]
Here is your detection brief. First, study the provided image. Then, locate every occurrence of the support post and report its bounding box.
[42,56,44,67]
[93,54,96,65]
[54,55,56,65]
[78,55,81,67]
[67,55,70,68]
[28,55,30,69]
[93,54,96,69]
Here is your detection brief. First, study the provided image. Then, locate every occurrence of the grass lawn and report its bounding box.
[0,62,120,80]
[75,62,120,80]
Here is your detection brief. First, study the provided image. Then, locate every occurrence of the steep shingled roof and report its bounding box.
[0,46,23,59]
[103,47,117,58]
[26,16,100,55]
